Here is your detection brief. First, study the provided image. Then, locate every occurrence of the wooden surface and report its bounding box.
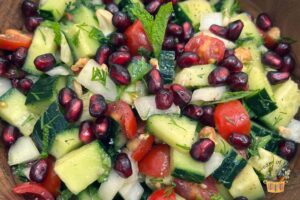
[0,0,299,199]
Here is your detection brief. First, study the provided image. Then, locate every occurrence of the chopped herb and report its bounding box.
[128,57,152,83]
[279,36,297,44]
[12,164,28,182]
[91,67,108,85]
[210,194,224,200]
[163,185,176,198]
[176,143,191,151]
[88,27,105,41]
[72,31,80,47]
[41,126,50,158]
[149,177,164,183]
[273,115,283,127]
[235,35,255,46]
[57,189,74,200]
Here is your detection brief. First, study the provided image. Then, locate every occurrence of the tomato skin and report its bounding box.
[124,20,153,56]
[214,100,251,140]
[106,101,138,139]
[138,144,170,177]
[13,182,54,200]
[148,188,176,200]
[0,29,32,51]
[41,157,61,197]
[185,33,225,64]
[132,135,155,162]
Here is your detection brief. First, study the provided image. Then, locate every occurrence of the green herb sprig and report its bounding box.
[91,67,108,86]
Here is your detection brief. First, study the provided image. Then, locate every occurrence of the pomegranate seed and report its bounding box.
[177,52,199,68]
[146,0,161,15]
[234,197,248,200]
[163,36,177,51]
[25,16,43,32]
[102,0,113,4]
[182,104,203,120]
[155,88,174,110]
[278,140,297,161]
[190,138,215,162]
[267,71,290,85]
[29,159,48,183]
[5,68,26,80]
[171,84,192,107]
[11,47,28,68]
[226,20,244,41]
[1,126,20,146]
[224,49,235,58]
[94,117,109,140]
[95,45,112,65]
[58,87,77,107]
[175,43,185,57]
[112,12,131,32]
[110,32,127,47]
[182,22,194,41]
[167,23,183,37]
[105,3,119,14]
[114,153,133,178]
[274,42,291,56]
[65,98,83,122]
[199,106,215,127]
[22,0,38,17]
[280,55,295,72]
[17,78,33,94]
[208,67,230,86]
[229,133,251,150]
[79,121,95,144]
[227,72,248,91]
[147,68,163,94]
[108,52,131,66]
[109,64,131,85]
[256,13,273,31]
[209,24,228,38]
[89,94,107,118]
[117,45,130,52]
[220,55,243,72]
[34,53,56,72]
[262,51,282,69]
[0,57,9,76]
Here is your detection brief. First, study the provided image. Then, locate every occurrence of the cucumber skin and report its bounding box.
[172,169,204,183]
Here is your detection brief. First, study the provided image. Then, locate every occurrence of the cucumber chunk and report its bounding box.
[39,0,69,21]
[71,5,99,28]
[60,32,74,66]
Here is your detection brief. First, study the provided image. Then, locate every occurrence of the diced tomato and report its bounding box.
[138,144,170,177]
[214,100,251,140]
[106,101,138,139]
[41,157,61,197]
[0,29,32,51]
[148,188,176,200]
[185,33,225,64]
[13,182,54,200]
[131,135,155,162]
[124,20,153,56]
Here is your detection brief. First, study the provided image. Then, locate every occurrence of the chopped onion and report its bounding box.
[0,77,12,97]
[200,12,223,31]
[46,66,70,76]
[191,86,227,102]
[278,119,300,143]
[119,182,144,200]
[96,9,116,36]
[204,152,224,177]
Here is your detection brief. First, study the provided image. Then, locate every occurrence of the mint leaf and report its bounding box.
[91,67,108,85]
[128,57,152,83]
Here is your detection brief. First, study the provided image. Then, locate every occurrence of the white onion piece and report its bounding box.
[278,119,300,143]
[46,66,70,76]
[96,9,116,36]
[119,182,144,200]
[0,77,12,97]
[191,86,227,102]
[200,12,223,31]
[204,152,224,177]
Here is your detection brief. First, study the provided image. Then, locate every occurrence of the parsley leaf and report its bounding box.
[88,27,105,41]
[128,57,152,83]
[12,164,28,182]
[43,21,61,45]
[91,67,108,85]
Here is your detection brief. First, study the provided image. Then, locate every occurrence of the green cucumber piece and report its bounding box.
[214,134,232,156]
[60,32,74,66]
[39,0,69,21]
[71,5,99,28]
[78,186,100,200]
[159,51,176,84]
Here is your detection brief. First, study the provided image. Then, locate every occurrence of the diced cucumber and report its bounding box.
[72,5,99,28]
[170,148,205,183]
[159,51,176,84]
[260,79,300,129]
[248,148,287,180]
[229,164,265,200]
[78,186,100,200]
[50,128,82,159]
[251,121,274,137]
[216,183,234,200]
[23,25,58,75]
[219,0,238,18]
[60,32,74,66]
[54,142,111,194]
[0,89,38,136]
[39,0,68,21]
[174,64,215,88]
[147,114,198,153]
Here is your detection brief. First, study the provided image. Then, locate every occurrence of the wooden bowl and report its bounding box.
[0,0,299,199]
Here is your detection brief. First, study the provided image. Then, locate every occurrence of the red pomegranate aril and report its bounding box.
[262,51,282,69]
[79,121,95,144]
[95,45,112,65]
[5,68,26,80]
[29,159,48,183]
[280,55,295,72]
[163,36,177,51]
[274,42,291,56]
[182,104,203,120]
[94,117,109,139]
[208,67,230,86]
[17,78,33,94]
[114,153,133,178]
[0,57,9,76]
[220,55,243,72]
[1,126,20,146]
[167,23,183,37]
[229,133,251,150]
[175,43,185,57]
[108,52,131,66]
[224,49,235,58]
[199,106,215,127]
[25,16,43,32]
[22,0,38,17]
[209,24,228,38]
[102,0,113,4]
[278,140,297,161]
[34,53,56,72]
[112,12,131,32]
[58,87,77,107]
[89,94,107,118]
[190,138,215,162]
[109,64,131,85]
[177,52,199,68]
[182,22,194,41]
[147,68,163,94]
[12,47,28,68]
[267,71,290,85]
[146,0,161,15]
[227,72,248,91]
[256,13,273,31]
[110,32,127,47]
[155,88,174,110]
[65,98,83,123]
[117,45,130,53]
[226,20,244,41]
[171,84,192,107]
[105,3,119,14]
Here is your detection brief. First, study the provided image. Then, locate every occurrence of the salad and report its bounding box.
[0,0,299,199]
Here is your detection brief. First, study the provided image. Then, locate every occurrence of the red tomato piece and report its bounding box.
[0,29,32,51]
[185,33,225,64]
[41,157,61,197]
[138,144,170,177]
[13,182,54,200]
[106,101,138,139]
[214,100,251,140]
[148,188,176,200]
[124,20,153,56]
[131,135,155,162]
